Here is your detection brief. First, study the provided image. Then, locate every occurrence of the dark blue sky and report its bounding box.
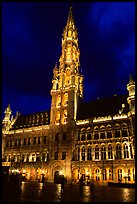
[2,2,135,118]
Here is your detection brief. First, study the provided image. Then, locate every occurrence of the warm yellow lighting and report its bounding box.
[59,170,63,175]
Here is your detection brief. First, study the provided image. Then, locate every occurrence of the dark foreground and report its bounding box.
[2,181,135,202]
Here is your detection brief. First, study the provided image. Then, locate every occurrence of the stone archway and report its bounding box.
[51,161,64,183]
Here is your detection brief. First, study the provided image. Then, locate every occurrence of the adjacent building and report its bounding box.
[2,7,135,185]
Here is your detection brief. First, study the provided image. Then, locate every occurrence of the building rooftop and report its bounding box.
[10,110,50,130]
[77,94,129,120]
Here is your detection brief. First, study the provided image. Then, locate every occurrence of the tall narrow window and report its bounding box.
[38,137,41,144]
[87,146,92,160]
[118,169,122,182]
[103,169,107,180]
[101,146,106,160]
[95,169,100,181]
[124,143,129,159]
[116,144,121,159]
[95,145,99,160]
[108,144,113,159]
[109,169,113,180]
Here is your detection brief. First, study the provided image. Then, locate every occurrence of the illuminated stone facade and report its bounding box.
[2,7,135,185]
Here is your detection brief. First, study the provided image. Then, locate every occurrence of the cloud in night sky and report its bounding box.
[2,2,135,118]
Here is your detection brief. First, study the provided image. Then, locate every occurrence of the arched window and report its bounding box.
[122,123,128,137]
[87,146,92,160]
[103,169,107,180]
[115,124,121,138]
[81,129,86,141]
[118,169,122,182]
[95,145,99,160]
[123,143,129,159]
[116,144,122,159]
[109,169,113,180]
[108,144,113,159]
[95,169,100,181]
[87,128,91,140]
[101,145,106,160]
[82,146,85,161]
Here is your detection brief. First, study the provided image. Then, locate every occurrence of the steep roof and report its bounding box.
[11,110,50,130]
[77,94,129,120]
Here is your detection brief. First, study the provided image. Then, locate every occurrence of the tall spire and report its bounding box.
[62,6,78,41]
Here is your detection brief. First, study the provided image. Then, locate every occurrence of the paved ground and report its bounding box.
[2,181,135,202]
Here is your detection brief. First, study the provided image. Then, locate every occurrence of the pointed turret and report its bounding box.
[127,74,135,114]
[2,104,12,131]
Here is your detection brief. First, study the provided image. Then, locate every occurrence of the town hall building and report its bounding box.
[2,7,135,185]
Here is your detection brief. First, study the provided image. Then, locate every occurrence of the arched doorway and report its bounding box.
[54,170,61,183]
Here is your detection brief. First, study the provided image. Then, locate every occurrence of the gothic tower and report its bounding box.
[49,7,83,182]
[50,7,83,126]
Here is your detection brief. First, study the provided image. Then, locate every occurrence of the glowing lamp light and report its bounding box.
[42,170,44,174]
[59,170,63,175]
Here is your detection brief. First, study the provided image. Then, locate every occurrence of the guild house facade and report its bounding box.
[2,7,135,185]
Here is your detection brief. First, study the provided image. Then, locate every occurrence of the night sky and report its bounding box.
[2,2,135,118]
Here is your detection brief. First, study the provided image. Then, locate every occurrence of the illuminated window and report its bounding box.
[103,169,107,180]
[101,146,106,160]
[32,154,35,162]
[95,169,100,181]
[118,169,122,181]
[108,144,113,159]
[116,144,122,159]
[95,145,99,160]
[123,143,129,159]
[109,169,113,180]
